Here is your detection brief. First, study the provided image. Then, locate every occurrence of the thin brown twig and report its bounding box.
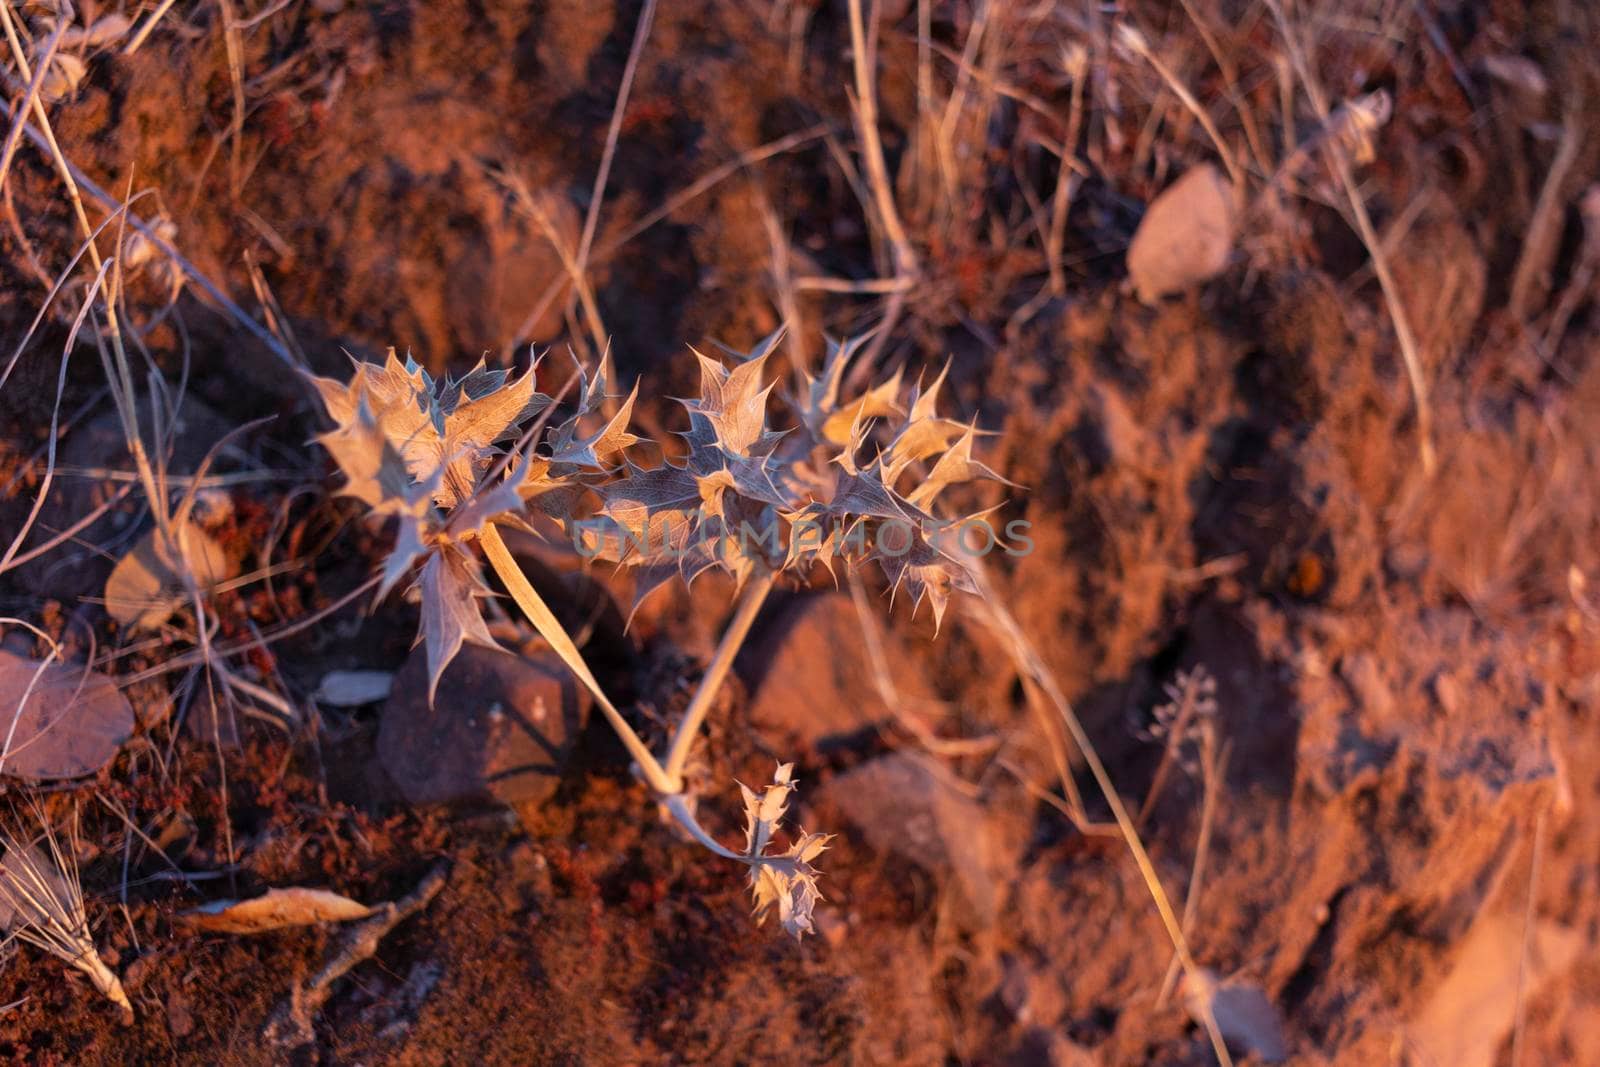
[567,0,658,328]
[263,862,450,1048]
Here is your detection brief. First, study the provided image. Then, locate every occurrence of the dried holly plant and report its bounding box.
[309,334,1010,938]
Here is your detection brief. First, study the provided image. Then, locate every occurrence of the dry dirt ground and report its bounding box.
[2,1,1599,1064]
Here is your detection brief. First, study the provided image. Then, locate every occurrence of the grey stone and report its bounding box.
[737,594,938,754]
[378,643,589,808]
[814,752,1027,928]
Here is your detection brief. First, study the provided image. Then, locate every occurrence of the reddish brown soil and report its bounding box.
[2,2,1599,1064]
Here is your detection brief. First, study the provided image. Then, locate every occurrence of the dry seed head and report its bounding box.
[0,812,132,1023]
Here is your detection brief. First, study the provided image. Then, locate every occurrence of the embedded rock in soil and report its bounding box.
[736,594,939,754]
[378,644,589,808]
[1126,162,1238,304]
[813,752,1028,928]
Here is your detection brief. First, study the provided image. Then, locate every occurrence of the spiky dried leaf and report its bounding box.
[414,548,500,706]
[877,527,980,632]
[904,424,1012,510]
[739,763,831,941]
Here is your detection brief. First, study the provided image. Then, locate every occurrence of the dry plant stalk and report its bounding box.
[967,574,1234,1067]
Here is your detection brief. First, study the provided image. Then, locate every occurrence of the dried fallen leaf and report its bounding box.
[184,887,373,934]
[0,650,135,781]
[104,520,237,631]
[1409,912,1581,1067]
[1126,163,1237,304]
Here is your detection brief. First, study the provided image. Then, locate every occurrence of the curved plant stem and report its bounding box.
[662,570,776,792]
[479,522,674,794]
[482,529,781,881]
[659,793,747,862]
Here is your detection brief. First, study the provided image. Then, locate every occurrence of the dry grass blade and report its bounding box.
[1116,22,1245,190]
[214,0,247,198]
[1511,805,1549,1067]
[0,8,66,192]
[124,0,179,55]
[504,124,828,356]
[0,258,109,575]
[1509,108,1583,323]
[0,83,299,370]
[569,0,657,327]
[846,0,919,368]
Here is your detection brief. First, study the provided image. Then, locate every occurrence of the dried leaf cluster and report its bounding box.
[740,763,830,939]
[310,335,1005,702]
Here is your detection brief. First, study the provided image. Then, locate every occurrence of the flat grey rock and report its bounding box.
[737,594,938,754]
[379,643,589,808]
[814,752,1027,927]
